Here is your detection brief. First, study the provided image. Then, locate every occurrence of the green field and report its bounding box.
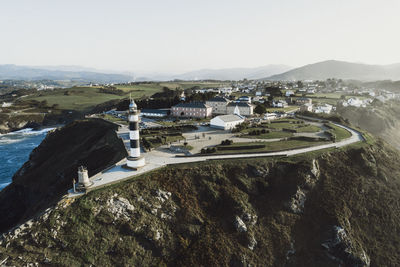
[23,87,126,111]
[22,81,228,112]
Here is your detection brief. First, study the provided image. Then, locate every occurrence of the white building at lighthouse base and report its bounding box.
[127,156,146,169]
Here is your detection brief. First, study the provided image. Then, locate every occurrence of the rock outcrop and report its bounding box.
[0,118,127,233]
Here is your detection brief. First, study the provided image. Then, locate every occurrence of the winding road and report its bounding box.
[68,120,364,197]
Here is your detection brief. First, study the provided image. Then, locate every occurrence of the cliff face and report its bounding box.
[0,140,399,266]
[0,118,127,233]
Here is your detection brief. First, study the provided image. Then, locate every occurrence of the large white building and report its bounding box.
[205,96,230,115]
[210,114,244,130]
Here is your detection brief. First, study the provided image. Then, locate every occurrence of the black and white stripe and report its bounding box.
[128,100,140,158]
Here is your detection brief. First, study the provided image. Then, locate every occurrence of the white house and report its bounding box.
[285,90,295,97]
[314,104,333,114]
[272,100,288,108]
[264,112,278,121]
[210,114,245,130]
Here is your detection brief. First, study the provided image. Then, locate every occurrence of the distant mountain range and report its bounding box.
[168,65,292,81]
[2,60,400,83]
[264,60,400,81]
[0,65,133,84]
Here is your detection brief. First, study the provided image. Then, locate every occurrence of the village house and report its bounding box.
[300,103,313,112]
[314,104,333,114]
[227,102,254,116]
[205,96,230,115]
[271,100,288,108]
[171,102,212,118]
[285,90,295,97]
[264,112,278,121]
[296,97,312,105]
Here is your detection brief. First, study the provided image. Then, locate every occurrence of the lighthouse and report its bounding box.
[126,97,146,169]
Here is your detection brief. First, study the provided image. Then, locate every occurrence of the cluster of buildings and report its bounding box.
[169,96,254,119]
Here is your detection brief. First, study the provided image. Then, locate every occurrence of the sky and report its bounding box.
[1,0,400,73]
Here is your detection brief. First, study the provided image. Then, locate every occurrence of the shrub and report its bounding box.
[221,139,233,145]
[282,128,297,133]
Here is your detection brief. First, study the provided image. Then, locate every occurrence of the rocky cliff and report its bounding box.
[0,118,127,234]
[0,138,399,266]
[0,110,83,134]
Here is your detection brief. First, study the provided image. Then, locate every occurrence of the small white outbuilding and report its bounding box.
[210,114,245,130]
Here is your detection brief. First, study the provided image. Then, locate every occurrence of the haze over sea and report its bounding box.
[0,128,54,190]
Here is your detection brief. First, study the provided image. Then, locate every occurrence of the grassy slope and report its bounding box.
[22,82,227,112]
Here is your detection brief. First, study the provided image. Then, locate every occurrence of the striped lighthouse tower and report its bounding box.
[126,97,146,169]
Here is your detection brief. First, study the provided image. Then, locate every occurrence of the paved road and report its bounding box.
[68,121,364,197]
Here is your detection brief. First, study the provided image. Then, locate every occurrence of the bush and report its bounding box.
[249,129,261,136]
[282,128,297,133]
[221,139,233,145]
[324,130,336,142]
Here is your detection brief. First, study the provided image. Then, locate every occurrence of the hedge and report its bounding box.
[217,144,266,151]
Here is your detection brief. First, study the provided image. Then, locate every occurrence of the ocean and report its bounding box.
[0,128,54,190]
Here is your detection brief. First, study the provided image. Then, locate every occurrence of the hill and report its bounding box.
[1,128,400,265]
[264,60,400,81]
[172,65,292,81]
[0,65,133,84]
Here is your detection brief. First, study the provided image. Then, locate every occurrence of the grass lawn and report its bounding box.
[326,123,352,141]
[213,139,328,154]
[295,125,322,133]
[243,131,293,139]
[265,119,305,129]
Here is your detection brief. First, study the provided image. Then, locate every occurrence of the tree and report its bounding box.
[254,104,266,115]
[297,81,304,88]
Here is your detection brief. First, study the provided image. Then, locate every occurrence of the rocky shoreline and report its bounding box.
[0,110,83,134]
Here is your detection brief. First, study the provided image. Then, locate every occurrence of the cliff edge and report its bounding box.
[0,118,127,233]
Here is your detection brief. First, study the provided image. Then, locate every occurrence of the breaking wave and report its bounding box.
[0,127,55,191]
